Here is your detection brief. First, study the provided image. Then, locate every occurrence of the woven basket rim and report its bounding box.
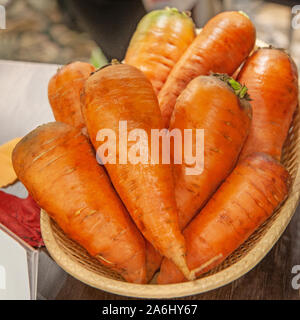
[40,38,300,299]
[40,173,300,298]
[40,105,300,299]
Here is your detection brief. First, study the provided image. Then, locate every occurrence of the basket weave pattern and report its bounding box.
[40,99,300,298]
[40,44,300,297]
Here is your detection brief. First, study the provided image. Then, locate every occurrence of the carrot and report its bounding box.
[81,62,194,281]
[145,242,163,282]
[157,153,291,284]
[12,122,147,284]
[124,7,195,95]
[158,11,256,127]
[48,61,95,130]
[237,48,299,161]
[144,74,252,278]
[171,74,252,230]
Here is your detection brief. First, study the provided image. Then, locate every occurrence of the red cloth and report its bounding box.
[0,191,44,247]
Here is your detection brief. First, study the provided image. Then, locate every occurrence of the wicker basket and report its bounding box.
[40,39,300,299]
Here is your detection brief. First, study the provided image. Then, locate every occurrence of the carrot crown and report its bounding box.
[164,6,192,18]
[238,11,250,19]
[90,59,120,76]
[212,73,251,101]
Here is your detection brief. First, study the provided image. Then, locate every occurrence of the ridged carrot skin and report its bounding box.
[157,153,290,284]
[81,63,193,281]
[12,122,147,284]
[237,48,298,161]
[158,11,256,127]
[48,62,95,130]
[171,75,252,230]
[125,7,195,95]
[145,75,252,277]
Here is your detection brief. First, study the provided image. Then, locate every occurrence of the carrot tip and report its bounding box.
[174,258,196,281]
[97,254,114,265]
[190,253,224,279]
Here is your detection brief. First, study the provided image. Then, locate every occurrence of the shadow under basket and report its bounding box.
[40,42,300,299]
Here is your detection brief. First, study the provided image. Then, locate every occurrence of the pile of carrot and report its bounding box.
[12,8,298,285]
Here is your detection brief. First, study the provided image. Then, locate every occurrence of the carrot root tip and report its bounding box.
[189,253,224,280]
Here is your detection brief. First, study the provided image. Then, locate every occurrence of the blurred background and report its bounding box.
[0,0,299,70]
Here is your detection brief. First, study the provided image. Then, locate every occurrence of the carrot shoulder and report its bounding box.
[12,122,146,284]
[237,48,299,161]
[125,7,195,95]
[158,10,256,127]
[170,74,252,230]
[48,61,95,130]
[82,63,193,280]
[157,153,290,284]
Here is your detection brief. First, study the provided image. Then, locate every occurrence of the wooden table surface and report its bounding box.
[1,60,300,300]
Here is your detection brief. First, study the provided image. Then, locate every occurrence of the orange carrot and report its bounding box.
[81,63,194,281]
[157,153,290,284]
[144,74,252,277]
[237,48,298,161]
[12,122,147,284]
[145,242,163,282]
[171,74,252,230]
[48,61,95,130]
[125,7,195,95]
[158,11,256,127]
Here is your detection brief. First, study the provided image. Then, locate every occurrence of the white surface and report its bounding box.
[0,60,59,198]
[0,228,30,300]
[0,60,57,299]
[0,60,58,144]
